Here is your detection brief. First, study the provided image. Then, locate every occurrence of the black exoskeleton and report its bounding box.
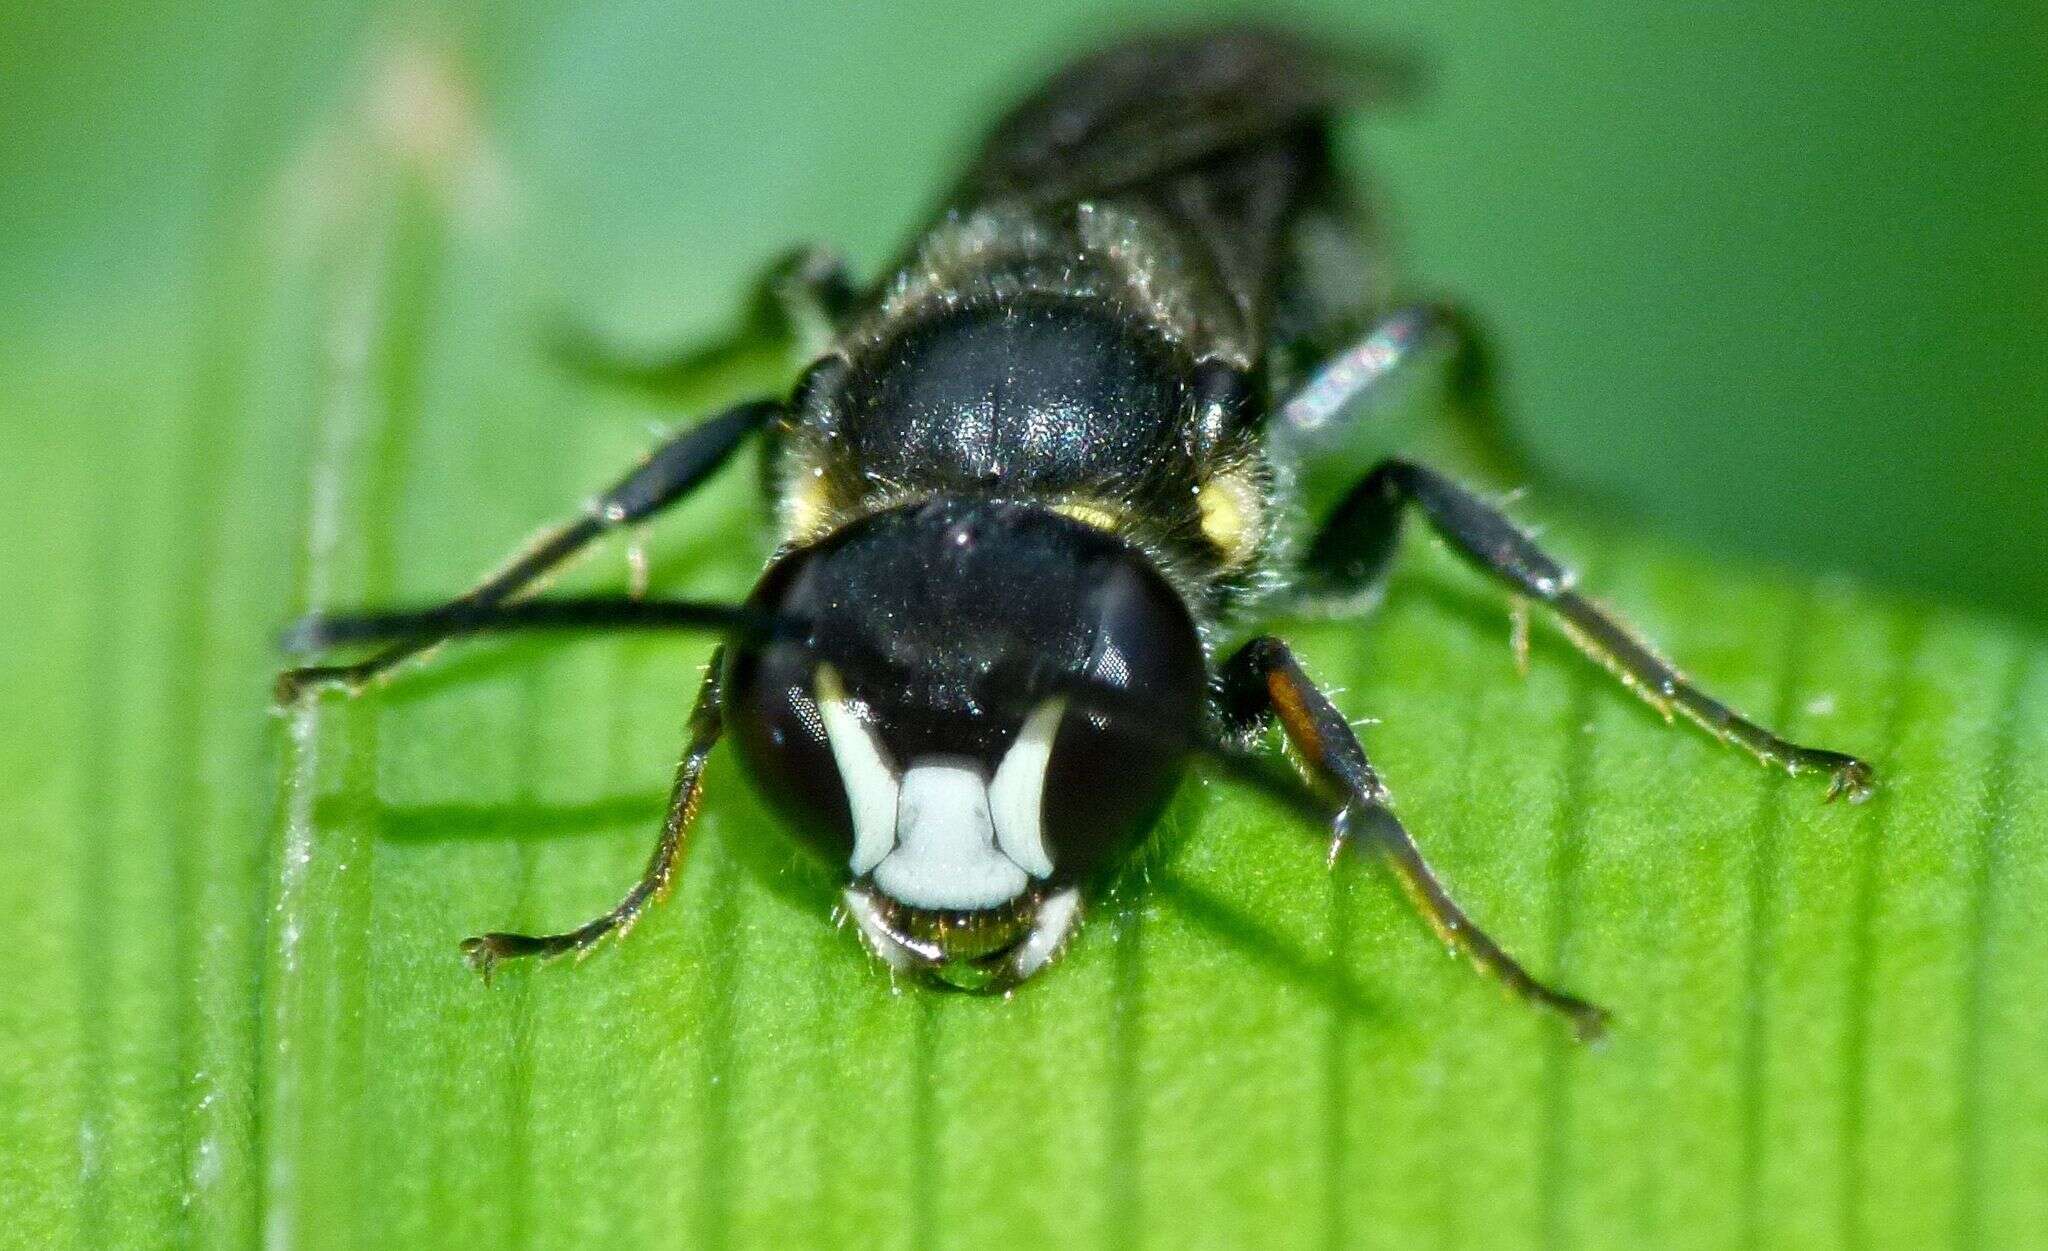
[280,27,1873,1038]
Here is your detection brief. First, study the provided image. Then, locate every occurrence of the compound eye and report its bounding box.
[724,639,859,867]
[1034,558,1206,885]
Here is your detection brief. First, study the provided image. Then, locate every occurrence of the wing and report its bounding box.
[965,27,1415,203]
[961,27,1416,355]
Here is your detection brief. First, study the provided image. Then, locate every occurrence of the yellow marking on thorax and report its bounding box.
[1197,469,1264,568]
[1050,499,1126,533]
[781,461,839,545]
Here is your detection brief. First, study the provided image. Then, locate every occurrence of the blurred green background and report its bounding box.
[4,3,2045,1250]
[6,0,2044,619]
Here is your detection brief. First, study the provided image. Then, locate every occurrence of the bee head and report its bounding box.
[724,496,1205,988]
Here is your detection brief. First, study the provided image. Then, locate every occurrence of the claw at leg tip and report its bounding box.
[274,667,363,707]
[1572,1006,1612,1045]
[1824,759,1877,805]
[460,936,499,984]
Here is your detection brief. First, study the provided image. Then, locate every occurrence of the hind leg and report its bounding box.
[550,245,854,402]
[1277,301,1541,488]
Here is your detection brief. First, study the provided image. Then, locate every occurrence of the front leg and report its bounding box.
[463,653,727,980]
[1217,636,1611,1041]
[1303,458,1876,802]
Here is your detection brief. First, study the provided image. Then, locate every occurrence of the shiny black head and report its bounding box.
[723,497,1205,986]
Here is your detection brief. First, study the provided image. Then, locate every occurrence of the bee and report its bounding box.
[280,27,1874,1039]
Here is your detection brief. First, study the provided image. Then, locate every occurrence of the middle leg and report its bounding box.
[1302,458,1875,802]
[275,396,777,702]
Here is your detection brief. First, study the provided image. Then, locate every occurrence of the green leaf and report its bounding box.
[6,13,2047,1251]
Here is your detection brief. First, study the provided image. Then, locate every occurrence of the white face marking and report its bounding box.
[1006,886,1082,981]
[814,665,899,875]
[874,758,1029,910]
[816,674,1070,912]
[988,696,1064,878]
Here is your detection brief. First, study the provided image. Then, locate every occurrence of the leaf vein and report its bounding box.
[1737,581,1821,1251]
[1837,614,1928,1251]
[1952,640,2037,1251]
